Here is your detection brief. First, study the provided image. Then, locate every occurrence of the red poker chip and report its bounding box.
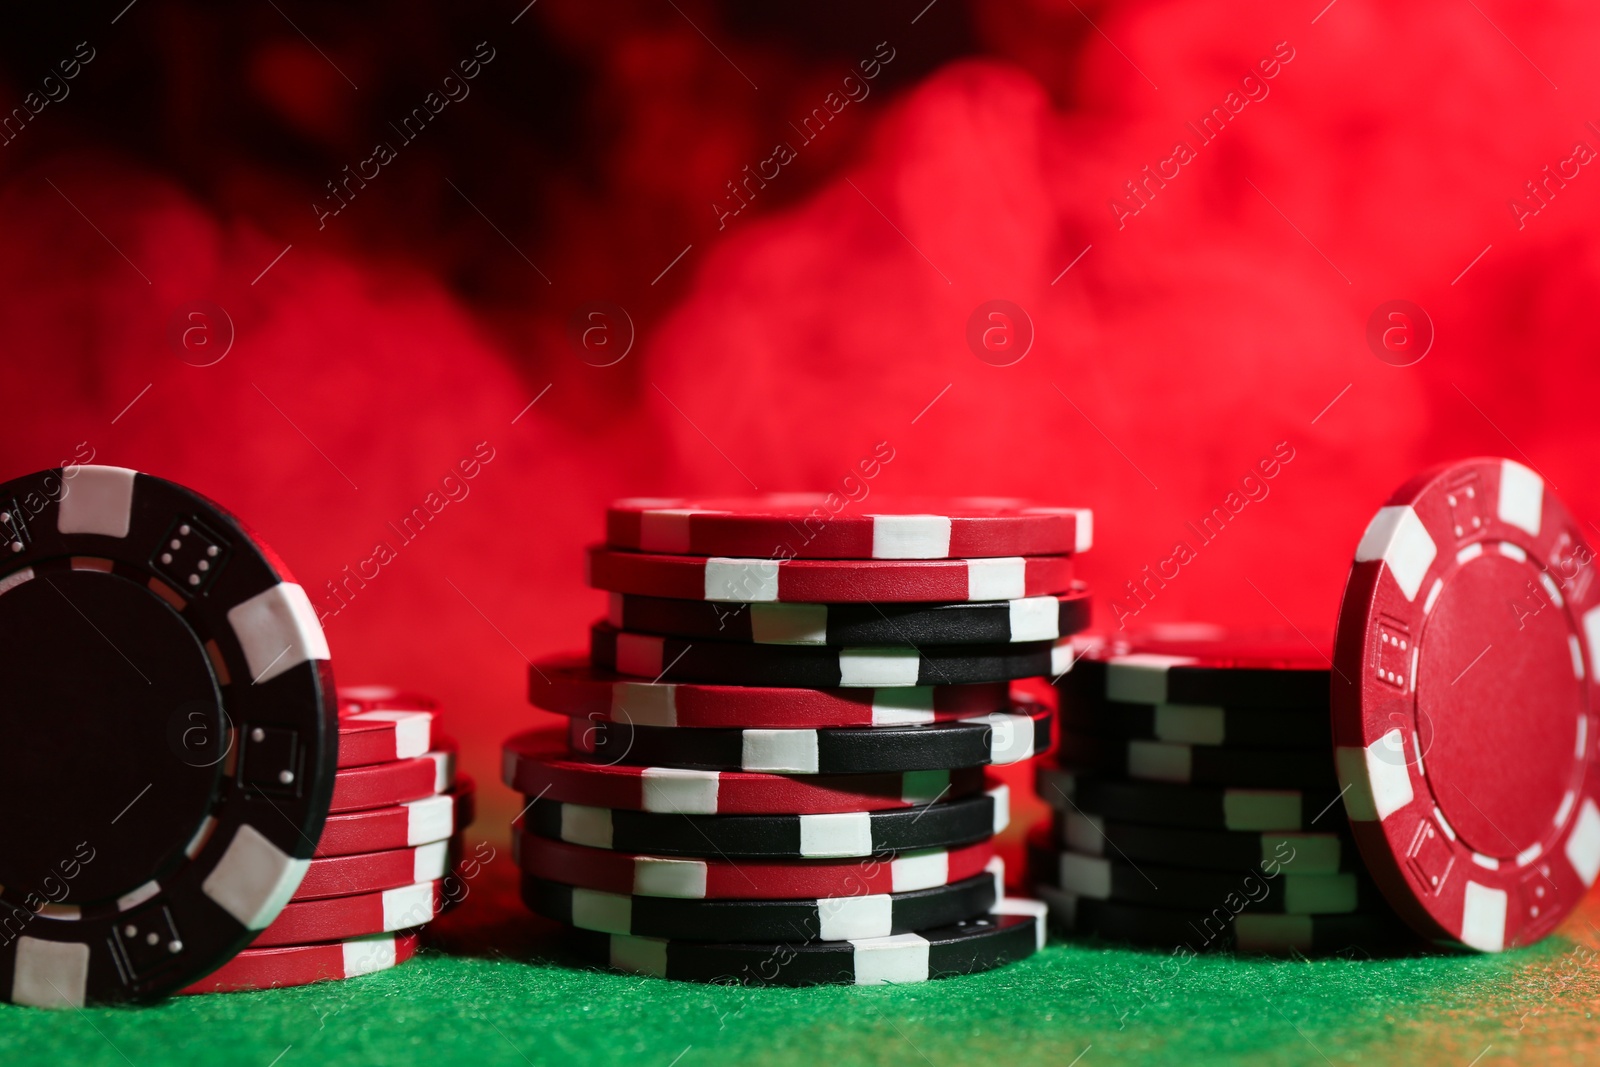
[514,826,995,899]
[338,698,435,769]
[331,742,456,813]
[315,777,475,857]
[1332,458,1600,951]
[502,730,987,815]
[293,835,461,901]
[586,546,1075,603]
[253,881,445,948]
[179,932,422,995]
[606,495,1092,559]
[528,655,1008,728]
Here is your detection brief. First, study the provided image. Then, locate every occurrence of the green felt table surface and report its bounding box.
[6,845,1600,1067]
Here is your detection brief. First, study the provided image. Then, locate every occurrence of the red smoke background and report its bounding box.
[3,1,1597,836]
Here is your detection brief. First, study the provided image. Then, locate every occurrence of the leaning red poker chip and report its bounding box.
[253,880,444,948]
[314,778,475,857]
[293,836,460,901]
[503,730,986,815]
[1332,458,1600,952]
[586,546,1075,603]
[514,828,996,900]
[330,743,456,813]
[179,932,422,995]
[606,495,1092,559]
[527,655,1010,728]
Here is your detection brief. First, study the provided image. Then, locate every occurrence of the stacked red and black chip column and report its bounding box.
[503,497,1091,985]
[1033,631,1411,955]
[182,687,475,994]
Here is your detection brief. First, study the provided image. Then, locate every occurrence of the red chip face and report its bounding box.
[1332,457,1600,951]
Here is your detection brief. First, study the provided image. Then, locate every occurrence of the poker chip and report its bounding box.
[586,545,1075,603]
[568,703,1051,773]
[565,899,1045,985]
[605,586,1094,647]
[1069,629,1331,710]
[605,496,1092,559]
[521,860,1004,942]
[1036,764,1342,832]
[529,656,1009,728]
[1331,458,1600,952]
[1057,695,1327,749]
[1028,838,1368,915]
[315,778,476,858]
[331,744,456,813]
[591,622,1072,689]
[292,836,460,901]
[253,880,444,948]
[1034,886,1410,955]
[1055,809,1354,875]
[521,785,1010,859]
[1057,731,1337,789]
[0,466,337,1007]
[179,932,422,995]
[514,829,996,900]
[504,730,987,815]
[338,687,435,768]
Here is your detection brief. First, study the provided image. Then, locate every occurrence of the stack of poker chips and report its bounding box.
[503,495,1093,985]
[1030,629,1410,954]
[183,687,474,994]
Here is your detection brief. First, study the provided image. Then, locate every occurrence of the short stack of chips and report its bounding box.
[1033,458,1600,957]
[183,686,474,993]
[504,495,1093,985]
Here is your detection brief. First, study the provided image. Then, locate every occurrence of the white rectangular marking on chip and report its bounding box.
[56,465,136,538]
[1564,798,1600,886]
[965,557,1026,601]
[1553,791,1576,830]
[614,683,677,727]
[382,882,438,930]
[1281,874,1357,914]
[227,582,332,683]
[1469,851,1497,869]
[633,857,708,898]
[750,603,829,644]
[428,750,454,793]
[342,934,399,976]
[1059,853,1112,897]
[1456,543,1484,565]
[640,767,721,813]
[799,812,873,857]
[1155,704,1225,745]
[818,894,893,939]
[1050,640,1074,676]
[703,558,780,601]
[638,509,698,554]
[406,794,453,845]
[1335,750,1379,822]
[117,881,161,912]
[988,783,1011,832]
[838,648,921,687]
[614,632,665,676]
[977,713,1034,764]
[413,840,450,882]
[1128,740,1192,782]
[1356,506,1437,602]
[0,566,33,597]
[900,769,950,804]
[1071,508,1094,553]
[1433,806,1457,840]
[987,856,1006,902]
[1459,881,1508,952]
[1500,542,1529,564]
[202,823,308,929]
[1105,654,1192,704]
[561,803,614,848]
[350,710,432,759]
[870,514,951,559]
[1580,607,1600,679]
[1008,596,1060,642]
[1577,714,1588,758]
[1423,578,1444,616]
[1570,636,1587,684]
[1514,842,1543,867]
[851,933,930,985]
[890,849,951,891]
[571,888,633,933]
[13,938,91,1009]
[742,729,820,773]
[611,934,668,976]
[1064,811,1104,854]
[993,896,1048,951]
[1497,460,1543,536]
[871,688,937,724]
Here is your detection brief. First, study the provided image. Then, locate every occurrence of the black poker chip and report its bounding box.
[1052,810,1357,875]
[569,703,1052,774]
[563,900,1045,986]
[1056,694,1329,749]
[522,866,1002,943]
[1056,730,1337,789]
[604,585,1092,647]
[522,785,1010,859]
[1066,632,1331,710]
[590,622,1070,689]
[0,466,339,1006]
[1036,765,1345,832]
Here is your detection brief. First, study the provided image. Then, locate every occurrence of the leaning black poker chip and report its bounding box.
[0,466,338,1006]
[605,585,1093,647]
